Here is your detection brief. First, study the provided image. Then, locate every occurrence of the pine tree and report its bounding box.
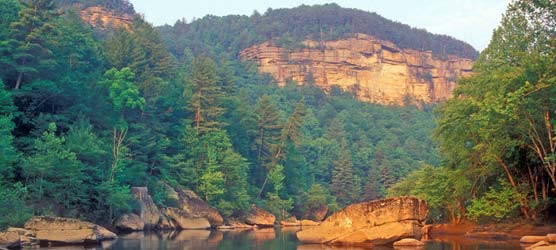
[331,139,356,206]
[252,95,283,185]
[258,99,305,197]
[188,55,224,134]
[22,123,85,215]
[4,0,58,89]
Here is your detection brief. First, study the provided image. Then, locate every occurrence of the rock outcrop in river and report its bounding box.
[121,186,222,230]
[296,196,428,246]
[24,216,117,244]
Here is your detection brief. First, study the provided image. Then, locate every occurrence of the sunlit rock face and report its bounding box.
[296,196,429,246]
[79,6,133,30]
[240,34,473,106]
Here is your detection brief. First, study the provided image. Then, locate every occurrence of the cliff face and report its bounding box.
[240,34,473,105]
[79,6,133,30]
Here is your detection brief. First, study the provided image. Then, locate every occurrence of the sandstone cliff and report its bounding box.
[240,34,473,105]
[79,6,133,30]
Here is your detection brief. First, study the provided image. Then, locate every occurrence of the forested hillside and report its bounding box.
[157,3,478,61]
[0,0,448,228]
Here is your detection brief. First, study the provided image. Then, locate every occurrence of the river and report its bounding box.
[41,227,523,250]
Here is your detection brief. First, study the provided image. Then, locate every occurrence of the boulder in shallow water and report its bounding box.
[393,238,425,247]
[114,213,145,231]
[164,208,210,229]
[521,236,549,244]
[296,197,428,246]
[245,205,275,227]
[175,188,224,226]
[0,228,24,249]
[526,241,550,250]
[24,216,116,244]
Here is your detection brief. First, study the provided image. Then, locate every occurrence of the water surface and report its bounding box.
[42,227,524,250]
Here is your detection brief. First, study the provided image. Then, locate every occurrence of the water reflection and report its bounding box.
[40,227,524,250]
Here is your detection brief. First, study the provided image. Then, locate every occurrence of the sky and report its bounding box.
[130,0,511,51]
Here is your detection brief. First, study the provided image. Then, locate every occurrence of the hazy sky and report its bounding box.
[130,0,511,50]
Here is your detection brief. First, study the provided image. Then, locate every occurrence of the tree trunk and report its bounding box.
[497,157,531,219]
[15,72,23,90]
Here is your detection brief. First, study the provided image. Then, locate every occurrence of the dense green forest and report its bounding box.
[0,0,441,229]
[0,0,553,230]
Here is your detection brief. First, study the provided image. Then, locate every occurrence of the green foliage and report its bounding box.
[198,151,225,202]
[0,183,32,230]
[101,67,145,113]
[188,55,224,133]
[0,0,21,40]
[2,0,58,89]
[22,123,86,216]
[96,181,134,216]
[299,183,337,218]
[466,180,521,222]
[268,164,286,193]
[388,165,471,223]
[432,0,556,221]
[0,80,17,183]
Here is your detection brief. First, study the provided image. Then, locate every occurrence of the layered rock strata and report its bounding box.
[79,6,133,30]
[240,34,473,106]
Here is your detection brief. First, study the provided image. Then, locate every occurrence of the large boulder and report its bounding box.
[114,213,145,231]
[522,236,550,244]
[131,187,162,229]
[24,216,116,244]
[0,228,37,249]
[296,197,428,246]
[164,208,211,229]
[245,205,276,227]
[175,188,224,226]
[393,238,425,248]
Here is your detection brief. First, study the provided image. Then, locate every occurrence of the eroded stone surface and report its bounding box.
[164,208,211,230]
[296,197,428,246]
[79,6,133,30]
[175,188,224,226]
[24,216,116,244]
[114,213,145,231]
[240,34,473,106]
[245,206,276,227]
[131,187,161,229]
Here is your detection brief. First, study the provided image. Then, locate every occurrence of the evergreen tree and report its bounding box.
[331,139,356,206]
[3,0,59,89]
[188,55,224,134]
[252,95,283,185]
[22,123,85,216]
[0,80,17,183]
